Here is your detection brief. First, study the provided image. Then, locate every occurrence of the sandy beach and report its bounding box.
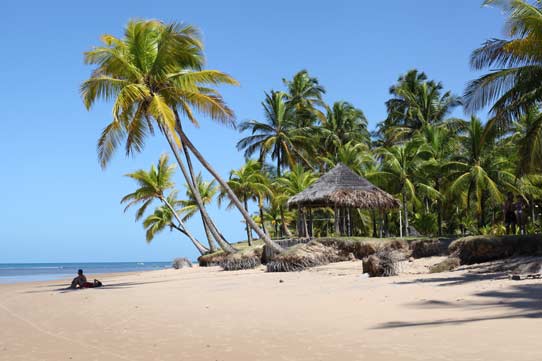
[1,259,541,361]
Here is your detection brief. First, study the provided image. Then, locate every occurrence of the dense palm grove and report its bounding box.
[84,1,542,256]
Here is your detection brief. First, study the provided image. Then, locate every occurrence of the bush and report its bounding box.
[172,257,193,269]
[449,235,542,265]
[429,257,460,273]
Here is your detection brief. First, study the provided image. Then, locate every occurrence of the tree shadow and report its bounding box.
[374,283,542,329]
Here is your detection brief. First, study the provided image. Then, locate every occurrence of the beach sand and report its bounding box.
[1,258,541,361]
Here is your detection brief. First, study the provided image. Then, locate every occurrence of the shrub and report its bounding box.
[172,257,193,269]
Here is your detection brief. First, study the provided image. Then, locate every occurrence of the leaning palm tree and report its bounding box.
[82,19,282,253]
[122,154,209,254]
[465,0,542,131]
[237,91,313,177]
[142,194,194,243]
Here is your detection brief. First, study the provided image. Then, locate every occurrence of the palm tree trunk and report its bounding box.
[177,129,283,253]
[402,191,409,237]
[258,198,267,235]
[436,179,442,236]
[280,206,292,237]
[244,198,253,246]
[173,112,233,253]
[164,126,236,254]
[160,196,209,255]
[302,208,309,238]
[201,217,217,252]
[334,206,340,236]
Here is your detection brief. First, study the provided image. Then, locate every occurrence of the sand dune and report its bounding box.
[1,259,541,361]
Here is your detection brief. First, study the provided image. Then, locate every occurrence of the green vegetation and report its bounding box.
[83,2,542,261]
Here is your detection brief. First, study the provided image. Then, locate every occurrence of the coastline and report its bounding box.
[1,259,541,361]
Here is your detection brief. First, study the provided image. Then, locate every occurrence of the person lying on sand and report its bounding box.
[70,269,103,289]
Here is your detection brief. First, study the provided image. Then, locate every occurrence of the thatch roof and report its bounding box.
[287,163,399,210]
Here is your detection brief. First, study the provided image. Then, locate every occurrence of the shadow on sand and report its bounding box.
[375,273,542,329]
[24,279,172,294]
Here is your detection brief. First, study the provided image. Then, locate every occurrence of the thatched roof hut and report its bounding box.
[287,163,399,210]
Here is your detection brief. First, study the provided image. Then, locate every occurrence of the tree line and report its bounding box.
[82,0,542,256]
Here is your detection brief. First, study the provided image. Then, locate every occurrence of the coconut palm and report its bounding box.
[82,19,282,253]
[219,160,272,246]
[237,91,314,177]
[374,141,426,236]
[320,101,369,159]
[178,173,220,252]
[274,165,318,236]
[379,69,461,144]
[122,154,209,254]
[283,70,326,127]
[448,117,517,229]
[142,193,190,242]
[465,0,542,131]
[507,107,542,175]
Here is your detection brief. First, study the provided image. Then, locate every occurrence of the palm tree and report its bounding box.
[379,69,460,144]
[178,173,220,252]
[122,154,209,255]
[448,117,516,229]
[142,193,191,242]
[465,0,542,131]
[320,101,369,159]
[219,160,272,246]
[374,141,426,236]
[283,70,326,127]
[508,107,542,175]
[81,19,282,253]
[274,165,318,236]
[237,91,313,177]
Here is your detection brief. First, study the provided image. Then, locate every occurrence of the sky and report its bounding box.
[0,0,506,263]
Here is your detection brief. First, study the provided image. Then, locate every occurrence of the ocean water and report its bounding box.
[0,262,172,284]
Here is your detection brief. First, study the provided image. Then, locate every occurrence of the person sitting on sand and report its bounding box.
[70,269,103,289]
[503,192,517,234]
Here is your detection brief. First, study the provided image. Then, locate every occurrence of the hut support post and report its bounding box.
[334,206,340,236]
[399,209,403,238]
[347,208,352,237]
[379,210,383,238]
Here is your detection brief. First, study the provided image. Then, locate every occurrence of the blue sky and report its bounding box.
[0,1,505,262]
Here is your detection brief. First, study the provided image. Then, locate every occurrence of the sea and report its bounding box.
[0,262,173,284]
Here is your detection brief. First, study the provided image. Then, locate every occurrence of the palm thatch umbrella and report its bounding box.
[287,163,400,237]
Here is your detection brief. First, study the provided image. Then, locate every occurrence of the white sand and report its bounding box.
[1,258,541,361]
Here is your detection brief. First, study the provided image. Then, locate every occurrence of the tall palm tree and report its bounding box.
[374,141,426,236]
[448,117,516,228]
[283,70,326,127]
[237,91,313,177]
[219,160,272,246]
[122,154,209,254]
[379,69,460,144]
[81,19,282,253]
[465,0,542,131]
[320,101,369,159]
[507,107,542,175]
